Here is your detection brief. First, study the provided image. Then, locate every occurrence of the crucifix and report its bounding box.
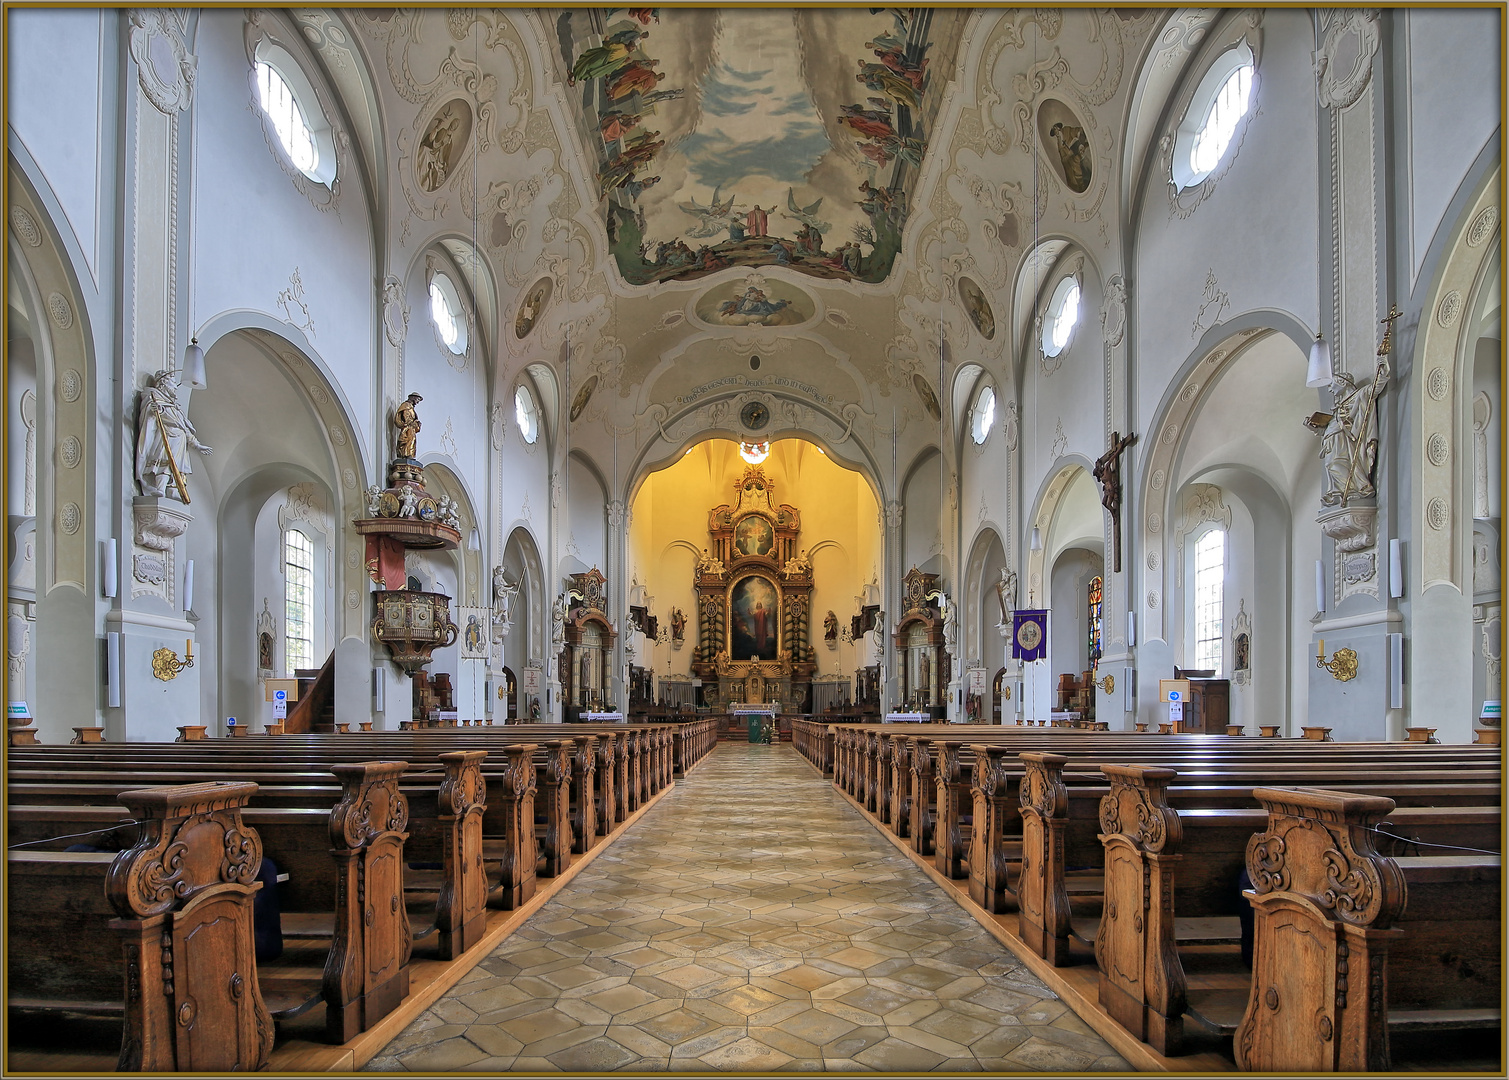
[1092,430,1138,574]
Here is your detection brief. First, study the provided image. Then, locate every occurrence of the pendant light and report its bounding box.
[1306,331,1332,388]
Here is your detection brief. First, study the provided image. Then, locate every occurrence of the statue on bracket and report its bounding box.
[394,392,423,461]
[136,369,212,500]
[1305,307,1398,508]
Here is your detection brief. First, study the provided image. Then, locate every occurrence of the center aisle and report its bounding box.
[366,743,1128,1073]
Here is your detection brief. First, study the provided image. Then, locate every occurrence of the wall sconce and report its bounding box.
[1095,673,1115,694]
[1316,638,1357,682]
[152,638,195,681]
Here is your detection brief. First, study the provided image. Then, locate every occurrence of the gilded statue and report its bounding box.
[394,392,423,460]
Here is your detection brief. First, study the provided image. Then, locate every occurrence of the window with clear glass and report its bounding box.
[1193,529,1225,672]
[256,60,318,175]
[970,385,996,445]
[1042,276,1081,358]
[430,280,459,348]
[284,528,315,673]
[1172,41,1256,191]
[515,384,539,444]
[1190,64,1253,178]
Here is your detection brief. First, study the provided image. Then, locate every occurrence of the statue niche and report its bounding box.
[691,466,816,710]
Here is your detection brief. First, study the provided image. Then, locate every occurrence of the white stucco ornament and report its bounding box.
[129,9,196,114]
[1316,9,1381,111]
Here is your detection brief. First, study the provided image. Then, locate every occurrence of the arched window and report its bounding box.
[515,383,539,444]
[1042,276,1081,358]
[429,272,468,355]
[283,528,315,672]
[1193,528,1225,672]
[1172,41,1256,191]
[252,40,337,186]
[1087,574,1103,666]
[969,385,996,445]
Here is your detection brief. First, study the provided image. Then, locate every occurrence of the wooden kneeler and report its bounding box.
[107,780,275,1072]
[324,761,412,1044]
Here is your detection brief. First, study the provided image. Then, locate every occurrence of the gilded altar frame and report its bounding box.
[691,466,817,707]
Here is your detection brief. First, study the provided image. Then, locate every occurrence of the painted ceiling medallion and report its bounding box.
[569,374,599,423]
[557,7,965,286]
[416,99,473,193]
[1037,99,1091,194]
[514,277,553,339]
[957,277,995,340]
[694,276,813,328]
[913,374,942,422]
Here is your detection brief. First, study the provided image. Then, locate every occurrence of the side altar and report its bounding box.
[691,466,817,709]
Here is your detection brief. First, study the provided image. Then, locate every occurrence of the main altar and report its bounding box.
[691,466,817,710]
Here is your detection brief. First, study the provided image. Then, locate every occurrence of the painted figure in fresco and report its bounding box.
[136,369,212,499]
[393,392,422,459]
[1049,121,1092,193]
[607,61,664,101]
[857,61,921,110]
[599,109,642,143]
[745,204,769,238]
[838,103,898,141]
[569,39,634,86]
[417,106,463,192]
[719,286,791,324]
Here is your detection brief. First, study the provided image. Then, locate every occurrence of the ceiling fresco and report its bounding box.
[553,6,967,286]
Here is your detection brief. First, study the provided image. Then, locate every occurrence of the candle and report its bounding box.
[1317,638,1324,660]
[185,637,193,660]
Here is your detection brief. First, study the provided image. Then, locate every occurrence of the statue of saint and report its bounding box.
[824,610,839,641]
[493,567,519,622]
[394,392,423,460]
[670,606,686,641]
[1306,354,1391,507]
[136,369,212,500]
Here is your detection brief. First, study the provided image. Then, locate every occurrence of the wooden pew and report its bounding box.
[1234,786,1502,1072]
[1094,765,1503,1058]
[8,780,274,1071]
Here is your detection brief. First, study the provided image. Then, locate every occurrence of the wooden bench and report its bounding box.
[8,780,273,1071]
[1234,786,1501,1071]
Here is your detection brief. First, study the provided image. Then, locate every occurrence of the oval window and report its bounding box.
[429,274,467,355]
[515,384,539,445]
[1173,41,1256,191]
[970,385,996,445]
[1042,277,1081,359]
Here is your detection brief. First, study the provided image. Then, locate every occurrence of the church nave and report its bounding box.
[365,743,1127,1074]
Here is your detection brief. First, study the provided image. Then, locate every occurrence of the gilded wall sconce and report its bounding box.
[1316,638,1358,681]
[152,639,195,681]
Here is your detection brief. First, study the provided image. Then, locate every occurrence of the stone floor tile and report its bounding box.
[363,745,1120,1074]
[393,1037,490,1071]
[543,1034,640,1070]
[851,1035,948,1071]
[886,1022,971,1058]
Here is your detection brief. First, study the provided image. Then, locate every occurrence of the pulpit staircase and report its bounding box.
[286,650,336,733]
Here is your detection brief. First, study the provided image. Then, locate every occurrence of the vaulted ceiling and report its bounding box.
[335,7,1187,479]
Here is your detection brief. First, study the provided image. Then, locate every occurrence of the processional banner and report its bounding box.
[1012,609,1049,663]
